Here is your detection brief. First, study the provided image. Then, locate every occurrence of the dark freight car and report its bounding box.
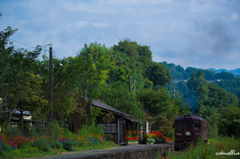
[174,114,208,150]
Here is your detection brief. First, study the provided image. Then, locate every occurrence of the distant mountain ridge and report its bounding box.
[207,68,240,75]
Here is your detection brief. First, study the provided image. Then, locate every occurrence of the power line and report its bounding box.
[8,38,49,51]
[9,38,37,49]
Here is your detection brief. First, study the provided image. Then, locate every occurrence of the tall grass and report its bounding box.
[165,136,240,159]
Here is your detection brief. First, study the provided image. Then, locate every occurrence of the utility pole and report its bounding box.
[129,76,131,93]
[49,45,53,121]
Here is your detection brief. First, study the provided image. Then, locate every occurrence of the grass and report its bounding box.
[0,141,118,158]
[163,136,240,159]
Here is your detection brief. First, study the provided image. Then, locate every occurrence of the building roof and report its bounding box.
[5,109,31,116]
[126,117,142,124]
[92,100,133,118]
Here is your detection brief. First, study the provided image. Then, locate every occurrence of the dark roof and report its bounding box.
[126,117,142,124]
[92,100,133,118]
[6,109,31,116]
[175,115,207,123]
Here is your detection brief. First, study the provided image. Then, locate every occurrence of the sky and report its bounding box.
[0,0,239,70]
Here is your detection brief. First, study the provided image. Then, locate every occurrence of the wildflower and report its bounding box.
[197,156,199,158]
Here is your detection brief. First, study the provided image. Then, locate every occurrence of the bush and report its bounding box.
[151,134,159,141]
[103,134,113,141]
[51,141,63,149]
[45,120,63,143]
[147,134,153,139]
[62,140,73,151]
[0,142,12,156]
[32,138,50,152]
[78,122,104,137]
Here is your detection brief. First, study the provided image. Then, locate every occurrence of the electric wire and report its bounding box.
[6,38,58,58]
[8,38,50,52]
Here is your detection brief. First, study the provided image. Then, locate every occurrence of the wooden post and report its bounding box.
[49,46,53,121]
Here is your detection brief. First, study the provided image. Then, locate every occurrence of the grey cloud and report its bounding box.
[189,18,235,57]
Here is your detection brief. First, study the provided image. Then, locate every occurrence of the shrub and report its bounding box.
[13,135,28,149]
[45,120,63,143]
[147,134,153,139]
[0,142,12,156]
[78,122,104,137]
[103,134,113,141]
[32,138,50,152]
[51,141,63,149]
[62,140,73,151]
[151,134,159,141]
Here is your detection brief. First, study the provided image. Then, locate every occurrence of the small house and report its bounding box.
[68,100,142,145]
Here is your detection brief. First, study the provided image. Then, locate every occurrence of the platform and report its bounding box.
[29,143,175,159]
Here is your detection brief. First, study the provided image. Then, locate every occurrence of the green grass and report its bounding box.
[0,142,118,158]
[163,136,240,159]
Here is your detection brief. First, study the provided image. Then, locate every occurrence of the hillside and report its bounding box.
[208,68,240,75]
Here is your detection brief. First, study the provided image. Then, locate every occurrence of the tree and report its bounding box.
[145,62,172,88]
[136,88,169,117]
[99,82,145,121]
[218,105,240,137]
[215,71,235,80]
[0,26,42,128]
[79,45,108,126]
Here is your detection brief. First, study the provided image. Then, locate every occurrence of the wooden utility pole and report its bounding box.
[49,46,53,121]
[129,76,131,93]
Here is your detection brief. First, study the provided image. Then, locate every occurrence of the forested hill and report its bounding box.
[208,68,240,75]
[162,61,238,80]
[163,61,240,99]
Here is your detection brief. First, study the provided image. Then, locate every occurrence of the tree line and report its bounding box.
[0,21,239,138]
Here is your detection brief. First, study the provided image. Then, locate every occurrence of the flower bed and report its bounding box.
[0,122,118,158]
[142,131,173,144]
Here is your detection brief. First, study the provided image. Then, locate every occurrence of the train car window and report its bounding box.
[194,121,201,130]
[175,121,183,130]
[185,121,191,130]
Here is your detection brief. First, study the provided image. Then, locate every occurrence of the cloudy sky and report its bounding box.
[0,0,239,70]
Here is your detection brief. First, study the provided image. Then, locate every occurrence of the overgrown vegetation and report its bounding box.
[165,136,240,159]
[0,121,118,158]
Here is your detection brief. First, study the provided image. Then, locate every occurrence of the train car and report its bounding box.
[174,114,208,150]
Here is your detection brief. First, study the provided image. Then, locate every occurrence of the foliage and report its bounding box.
[167,136,240,159]
[0,26,42,127]
[45,120,63,143]
[217,105,240,137]
[206,114,219,139]
[145,62,172,88]
[51,141,63,149]
[62,140,73,151]
[32,138,50,152]
[213,78,240,98]
[99,82,146,121]
[136,88,169,117]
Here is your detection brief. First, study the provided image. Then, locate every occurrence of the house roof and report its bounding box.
[92,100,133,118]
[126,117,142,124]
[5,109,31,116]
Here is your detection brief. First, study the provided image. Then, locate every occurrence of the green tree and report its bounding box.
[215,71,235,80]
[0,26,41,128]
[218,105,240,137]
[145,62,172,88]
[99,82,145,121]
[79,45,108,125]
